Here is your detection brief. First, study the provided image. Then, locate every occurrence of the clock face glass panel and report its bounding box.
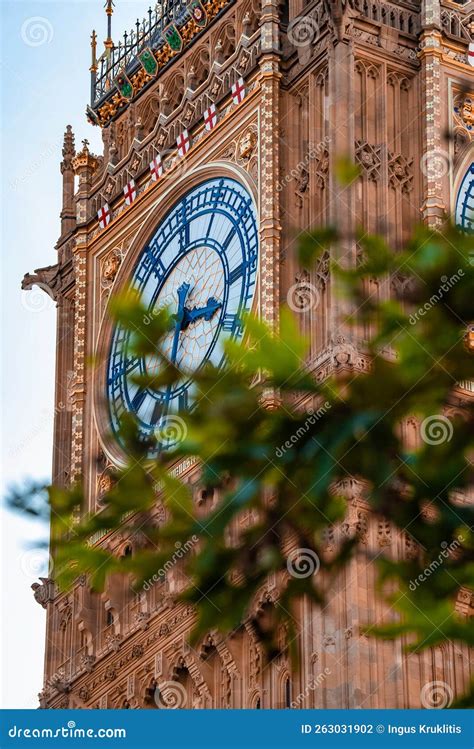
[106,177,258,457]
[455,162,474,234]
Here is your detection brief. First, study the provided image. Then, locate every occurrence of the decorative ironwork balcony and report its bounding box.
[91,2,189,106]
[89,1,234,113]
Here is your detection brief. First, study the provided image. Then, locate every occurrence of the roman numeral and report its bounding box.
[222,228,236,250]
[222,314,237,332]
[152,258,166,279]
[151,400,165,425]
[108,357,139,384]
[131,390,147,411]
[229,263,245,285]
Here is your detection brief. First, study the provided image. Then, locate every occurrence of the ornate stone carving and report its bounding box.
[292,269,313,310]
[235,124,258,183]
[314,148,329,189]
[322,634,336,649]
[294,165,309,208]
[31,578,55,609]
[22,264,61,301]
[377,520,392,548]
[354,59,380,80]
[78,686,90,702]
[323,525,335,552]
[453,92,474,149]
[102,250,121,282]
[105,663,118,680]
[105,633,122,653]
[355,510,368,545]
[238,129,257,160]
[354,0,419,36]
[391,272,416,301]
[59,604,72,630]
[387,71,412,91]
[325,0,358,41]
[97,469,115,503]
[441,6,474,42]
[355,140,382,182]
[80,654,96,674]
[71,139,99,174]
[388,153,414,193]
[404,532,419,560]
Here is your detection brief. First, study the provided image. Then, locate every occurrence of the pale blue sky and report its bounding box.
[1,0,153,709]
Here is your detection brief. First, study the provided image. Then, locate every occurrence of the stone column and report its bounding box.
[60,126,76,238]
[419,1,446,227]
[259,0,282,334]
[69,239,87,484]
[327,25,356,345]
[52,294,74,487]
[72,140,98,226]
[68,143,98,483]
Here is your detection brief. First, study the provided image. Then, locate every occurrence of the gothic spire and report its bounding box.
[104,0,115,54]
[61,125,76,172]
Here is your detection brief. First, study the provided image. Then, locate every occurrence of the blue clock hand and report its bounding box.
[156,282,190,433]
[181,297,222,329]
[169,282,190,365]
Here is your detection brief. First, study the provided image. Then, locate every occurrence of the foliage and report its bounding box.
[8,223,474,703]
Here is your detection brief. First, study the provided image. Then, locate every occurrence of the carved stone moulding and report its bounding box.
[93,0,242,128]
[355,140,382,182]
[388,152,414,193]
[86,58,260,230]
[453,90,474,156]
[31,577,55,608]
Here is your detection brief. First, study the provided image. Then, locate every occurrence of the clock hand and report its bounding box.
[169,282,190,365]
[156,290,219,439]
[181,297,222,330]
[155,282,190,439]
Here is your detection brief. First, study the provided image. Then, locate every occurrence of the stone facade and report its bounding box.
[23,0,474,709]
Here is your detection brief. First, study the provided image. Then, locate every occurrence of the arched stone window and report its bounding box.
[455,162,474,234]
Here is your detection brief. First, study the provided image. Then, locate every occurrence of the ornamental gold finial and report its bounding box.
[104,0,115,54]
[90,30,97,72]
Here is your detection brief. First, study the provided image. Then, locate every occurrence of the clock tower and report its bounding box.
[24,0,473,709]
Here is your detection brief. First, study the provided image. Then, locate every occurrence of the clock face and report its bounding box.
[106,177,258,457]
[455,162,474,234]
